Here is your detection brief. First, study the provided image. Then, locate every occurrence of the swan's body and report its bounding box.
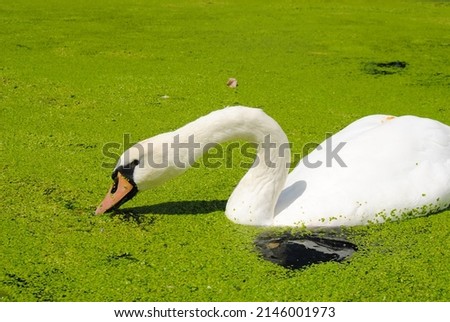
[96,106,450,228]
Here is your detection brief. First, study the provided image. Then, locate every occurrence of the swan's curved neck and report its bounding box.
[174,106,291,225]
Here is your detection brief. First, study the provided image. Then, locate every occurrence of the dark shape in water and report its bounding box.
[363,60,408,75]
[107,252,139,262]
[255,232,357,269]
[375,61,407,69]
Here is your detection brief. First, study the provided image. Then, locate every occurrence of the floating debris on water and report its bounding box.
[227,78,238,88]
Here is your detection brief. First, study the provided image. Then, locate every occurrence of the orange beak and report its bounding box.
[95,172,137,214]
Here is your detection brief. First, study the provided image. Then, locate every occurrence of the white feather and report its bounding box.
[118,106,450,228]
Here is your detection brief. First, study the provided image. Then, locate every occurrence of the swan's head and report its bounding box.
[95,133,183,214]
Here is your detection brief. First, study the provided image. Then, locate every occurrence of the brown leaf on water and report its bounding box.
[227,78,238,88]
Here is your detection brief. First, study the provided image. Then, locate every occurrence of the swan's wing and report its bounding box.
[275,115,450,227]
[325,114,395,142]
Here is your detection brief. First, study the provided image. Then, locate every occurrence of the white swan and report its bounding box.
[95,106,450,228]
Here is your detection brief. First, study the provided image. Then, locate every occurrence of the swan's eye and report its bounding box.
[126,159,140,168]
[120,159,140,180]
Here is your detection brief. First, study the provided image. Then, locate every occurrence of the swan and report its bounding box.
[95,106,450,228]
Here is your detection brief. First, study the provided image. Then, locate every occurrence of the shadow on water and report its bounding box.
[255,231,358,270]
[109,200,227,228]
[115,201,357,269]
[119,199,227,215]
[362,60,408,75]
